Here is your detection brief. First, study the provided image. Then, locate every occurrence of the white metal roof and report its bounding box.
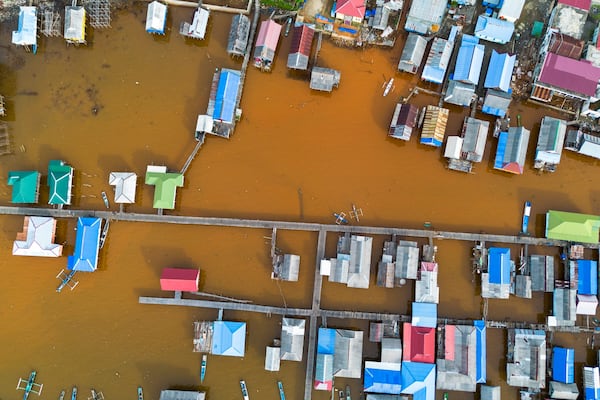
[109,172,137,204]
[13,216,63,257]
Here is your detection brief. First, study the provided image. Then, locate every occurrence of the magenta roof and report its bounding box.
[336,0,366,19]
[160,268,199,291]
[558,0,591,10]
[538,53,600,96]
[255,19,282,50]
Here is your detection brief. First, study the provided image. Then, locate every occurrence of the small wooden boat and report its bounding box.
[333,212,348,225]
[71,387,77,400]
[383,78,394,96]
[99,219,110,249]
[277,381,285,400]
[89,389,104,400]
[101,191,110,209]
[284,17,292,36]
[138,386,143,400]
[345,385,352,400]
[521,201,531,234]
[443,393,449,400]
[200,354,207,383]
[240,380,250,400]
[59,390,66,400]
[338,390,345,400]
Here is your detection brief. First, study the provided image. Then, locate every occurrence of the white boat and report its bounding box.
[383,78,394,96]
[240,380,249,400]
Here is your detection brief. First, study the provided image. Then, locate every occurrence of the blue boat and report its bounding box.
[345,385,351,400]
[16,371,43,400]
[277,381,285,400]
[333,212,348,225]
[71,387,77,400]
[138,386,143,400]
[521,201,531,234]
[240,380,250,400]
[200,354,207,383]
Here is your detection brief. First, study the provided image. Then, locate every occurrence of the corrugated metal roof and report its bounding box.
[498,0,525,21]
[396,241,419,280]
[160,268,200,292]
[333,329,364,378]
[412,302,437,328]
[399,33,428,73]
[227,14,250,56]
[422,38,453,84]
[577,293,598,315]
[318,328,336,354]
[474,320,486,383]
[493,127,530,174]
[481,386,500,400]
[403,322,435,363]
[549,381,579,399]
[484,50,516,92]
[553,287,577,325]
[382,338,403,363]
[577,260,598,295]
[67,217,101,272]
[310,67,341,92]
[314,353,334,390]
[436,324,478,392]
[401,361,436,400]
[474,16,514,44]
[507,329,547,389]
[146,2,167,34]
[535,116,567,166]
[348,235,373,288]
[421,105,449,147]
[159,390,205,400]
[549,31,584,59]
[287,24,314,70]
[12,6,37,47]
[558,0,591,9]
[213,69,241,124]
[538,53,600,97]
[265,346,281,371]
[553,347,575,384]
[364,361,402,394]
[462,117,489,162]
[281,317,306,361]
[488,247,511,284]
[404,0,448,34]
[444,80,476,107]
[444,136,463,159]
[482,89,511,117]
[453,39,484,85]
[255,19,282,51]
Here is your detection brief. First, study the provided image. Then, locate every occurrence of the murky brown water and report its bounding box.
[0,3,599,400]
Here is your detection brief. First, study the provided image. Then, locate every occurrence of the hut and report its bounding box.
[445,117,489,173]
[310,67,341,92]
[534,116,567,172]
[179,7,209,40]
[146,1,167,34]
[482,89,511,117]
[280,317,305,361]
[13,216,63,257]
[7,171,40,203]
[421,37,453,84]
[453,35,484,85]
[474,16,514,44]
[493,127,530,174]
[420,105,449,147]
[12,6,38,53]
[47,160,74,206]
[389,103,418,140]
[67,217,102,272]
[287,24,314,70]
[145,165,184,210]
[484,50,516,92]
[227,14,251,57]
[272,253,300,281]
[254,19,282,71]
[506,329,547,389]
[64,4,86,44]
[108,172,137,204]
[160,268,200,292]
[398,33,427,73]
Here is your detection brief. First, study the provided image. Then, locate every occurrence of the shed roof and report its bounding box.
[549,31,584,59]
[48,160,73,205]
[146,1,167,34]
[8,171,40,204]
[364,361,402,394]
[13,216,62,257]
[422,38,453,84]
[64,6,85,43]
[484,50,516,92]
[538,53,600,97]
[12,6,37,47]
[399,33,428,73]
[145,165,184,210]
[109,172,137,204]
[404,0,448,34]
[453,39,484,85]
[265,346,281,371]
[160,268,200,292]
[212,320,246,357]
[444,81,476,107]
[535,116,567,165]
[546,210,600,244]
[67,217,102,272]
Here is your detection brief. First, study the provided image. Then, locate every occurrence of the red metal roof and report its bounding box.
[538,53,600,97]
[289,25,315,57]
[255,19,282,50]
[336,0,366,19]
[558,0,591,10]
[396,104,418,127]
[160,268,199,291]
[444,325,456,361]
[420,262,438,272]
[403,322,435,363]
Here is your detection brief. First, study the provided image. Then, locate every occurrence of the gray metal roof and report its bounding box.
[462,117,489,162]
[481,385,501,400]
[281,317,306,361]
[227,14,250,56]
[280,254,300,281]
[483,89,511,111]
[265,346,281,371]
[333,329,364,378]
[347,235,373,289]
[549,381,579,399]
[381,337,402,363]
[398,33,427,73]
[506,329,547,389]
[287,53,310,70]
[481,272,510,299]
[415,270,439,303]
[159,391,206,400]
[553,287,576,326]
[445,80,476,107]
[515,274,532,298]
[436,324,477,392]
[310,67,341,92]
[396,241,419,280]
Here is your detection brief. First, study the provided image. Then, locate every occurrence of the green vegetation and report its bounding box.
[261,0,303,11]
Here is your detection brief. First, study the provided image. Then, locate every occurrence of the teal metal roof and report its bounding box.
[7,170,40,203]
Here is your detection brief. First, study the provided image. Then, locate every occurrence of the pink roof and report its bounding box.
[255,19,282,50]
[420,262,438,272]
[160,268,199,291]
[336,0,366,19]
[538,53,600,96]
[403,322,435,363]
[444,325,456,361]
[558,0,591,10]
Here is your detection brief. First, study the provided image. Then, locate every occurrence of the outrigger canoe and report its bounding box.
[240,380,250,400]
[200,354,207,383]
[138,386,143,400]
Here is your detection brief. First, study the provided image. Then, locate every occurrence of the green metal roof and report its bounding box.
[47,160,73,205]
[7,170,40,203]
[145,170,184,210]
[546,210,600,244]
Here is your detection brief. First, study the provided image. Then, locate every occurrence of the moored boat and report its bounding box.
[240,380,250,400]
[338,390,345,400]
[200,354,207,383]
[521,201,531,234]
[277,381,285,400]
[345,385,352,400]
[59,390,66,400]
[71,386,77,400]
[138,386,143,400]
[383,78,394,97]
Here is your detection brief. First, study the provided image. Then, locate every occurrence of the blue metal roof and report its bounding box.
[412,302,437,328]
[484,50,516,92]
[453,38,484,85]
[494,131,508,169]
[488,247,510,284]
[67,217,101,272]
[475,15,514,44]
[420,137,443,147]
[474,320,487,383]
[586,387,600,400]
[401,362,436,400]
[318,327,336,354]
[213,69,241,124]
[578,260,598,295]
[553,347,574,384]
[364,363,402,394]
[212,320,246,357]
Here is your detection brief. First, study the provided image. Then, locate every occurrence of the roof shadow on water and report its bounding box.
[519,187,578,238]
[141,244,196,278]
